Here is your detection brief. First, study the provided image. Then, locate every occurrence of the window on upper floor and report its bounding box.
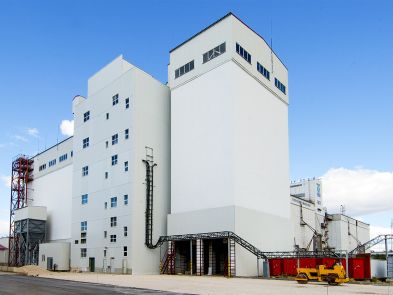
[71,151,73,157]
[104,231,107,238]
[59,153,68,162]
[203,42,226,64]
[110,235,117,243]
[125,98,130,109]
[83,137,89,149]
[105,171,108,179]
[123,246,128,256]
[84,111,90,122]
[125,129,129,140]
[112,94,119,106]
[112,134,118,145]
[81,248,87,258]
[81,194,88,205]
[274,78,286,94]
[111,155,118,166]
[106,112,109,120]
[39,164,46,171]
[124,161,128,172]
[257,62,270,80]
[110,216,117,227]
[104,202,108,209]
[81,221,87,231]
[81,232,87,244]
[111,196,117,208]
[124,226,128,237]
[175,60,194,79]
[124,195,128,205]
[236,43,251,64]
[48,159,56,167]
[82,166,88,176]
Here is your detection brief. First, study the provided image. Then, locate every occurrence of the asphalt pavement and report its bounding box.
[0,272,191,295]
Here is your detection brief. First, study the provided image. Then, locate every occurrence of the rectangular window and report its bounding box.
[125,98,129,109]
[81,248,87,258]
[39,164,46,171]
[111,197,117,208]
[111,155,118,166]
[257,62,270,80]
[82,166,89,176]
[48,159,56,167]
[106,141,109,148]
[112,134,118,145]
[81,194,88,205]
[274,78,286,94]
[59,153,68,162]
[71,151,73,157]
[83,111,90,122]
[125,129,129,140]
[124,161,128,172]
[175,60,194,79]
[105,172,108,179]
[110,217,117,227]
[236,43,251,64]
[104,231,107,238]
[110,235,117,243]
[104,249,107,257]
[104,202,108,209]
[81,221,87,231]
[124,195,128,205]
[203,42,226,63]
[112,94,119,106]
[83,137,89,149]
[124,226,128,237]
[106,113,109,120]
[81,232,87,244]
[123,246,128,256]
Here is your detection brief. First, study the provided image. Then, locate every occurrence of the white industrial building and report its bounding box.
[7,13,370,277]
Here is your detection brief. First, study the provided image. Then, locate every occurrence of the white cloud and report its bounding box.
[1,175,11,188]
[13,135,28,142]
[60,120,74,136]
[322,167,393,216]
[27,127,39,137]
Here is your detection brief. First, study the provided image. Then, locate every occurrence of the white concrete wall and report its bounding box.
[29,138,73,242]
[169,14,291,277]
[38,242,70,271]
[327,214,370,251]
[71,56,170,274]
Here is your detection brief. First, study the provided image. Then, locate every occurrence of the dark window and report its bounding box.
[236,43,251,64]
[257,62,270,80]
[203,42,226,63]
[112,94,119,106]
[175,60,194,79]
[274,78,286,94]
[83,111,90,122]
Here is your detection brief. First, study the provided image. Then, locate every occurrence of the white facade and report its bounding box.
[327,214,370,252]
[168,13,292,276]
[70,56,170,274]
[38,242,70,271]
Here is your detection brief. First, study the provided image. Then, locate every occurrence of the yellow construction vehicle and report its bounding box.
[295,263,349,285]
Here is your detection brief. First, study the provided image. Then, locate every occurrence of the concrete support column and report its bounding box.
[196,239,204,276]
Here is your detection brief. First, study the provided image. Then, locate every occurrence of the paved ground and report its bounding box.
[0,272,189,295]
[33,272,393,295]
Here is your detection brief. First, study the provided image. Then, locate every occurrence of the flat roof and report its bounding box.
[169,12,287,70]
[32,136,73,159]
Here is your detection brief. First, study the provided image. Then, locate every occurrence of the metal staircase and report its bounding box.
[160,241,175,274]
[349,234,393,255]
[142,159,157,249]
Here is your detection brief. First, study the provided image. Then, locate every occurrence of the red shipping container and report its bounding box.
[282,258,298,276]
[356,254,371,279]
[299,258,317,269]
[349,258,365,279]
[268,258,282,276]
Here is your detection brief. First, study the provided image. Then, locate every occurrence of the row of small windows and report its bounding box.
[174,41,286,96]
[81,246,127,258]
[38,151,72,171]
[103,195,128,209]
[82,160,128,177]
[236,43,251,64]
[83,95,130,123]
[83,129,129,151]
[257,62,270,80]
[203,42,226,64]
[275,78,286,94]
[175,60,194,79]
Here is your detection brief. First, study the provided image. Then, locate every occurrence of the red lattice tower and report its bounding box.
[8,155,33,266]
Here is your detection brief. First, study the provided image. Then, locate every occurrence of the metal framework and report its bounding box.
[349,234,393,255]
[8,155,33,266]
[142,159,157,249]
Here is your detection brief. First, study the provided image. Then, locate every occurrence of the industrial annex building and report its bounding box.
[6,13,371,277]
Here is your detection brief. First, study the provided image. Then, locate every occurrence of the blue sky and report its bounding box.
[0,0,392,237]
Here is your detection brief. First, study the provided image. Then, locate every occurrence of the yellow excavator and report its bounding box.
[295,263,349,285]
